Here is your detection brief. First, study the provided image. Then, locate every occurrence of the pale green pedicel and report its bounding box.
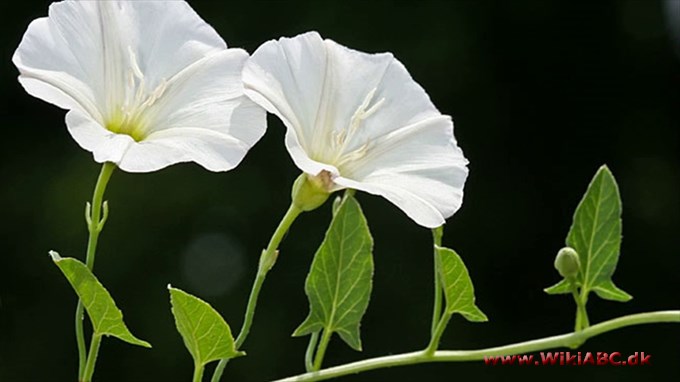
[73,162,116,380]
[294,194,374,371]
[169,286,242,382]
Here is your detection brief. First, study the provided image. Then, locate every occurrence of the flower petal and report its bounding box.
[335,116,468,228]
[243,31,328,153]
[124,0,227,88]
[13,2,106,120]
[117,127,252,173]
[132,49,266,172]
[144,50,262,143]
[13,0,228,122]
[16,1,264,173]
[244,31,389,177]
[67,104,261,173]
[244,31,469,227]
[66,109,134,164]
[284,129,341,179]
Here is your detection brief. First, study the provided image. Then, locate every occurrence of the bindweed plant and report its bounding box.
[10,1,679,381]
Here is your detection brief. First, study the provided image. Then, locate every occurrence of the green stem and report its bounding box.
[75,162,116,380]
[430,228,444,336]
[272,310,680,382]
[575,290,590,330]
[425,312,452,356]
[81,334,102,382]
[75,303,86,380]
[211,203,303,382]
[305,331,320,372]
[237,203,302,347]
[193,363,205,382]
[312,329,333,371]
[210,356,228,382]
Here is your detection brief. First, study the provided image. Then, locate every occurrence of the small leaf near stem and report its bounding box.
[294,194,374,370]
[545,166,631,334]
[51,252,151,347]
[52,251,150,382]
[425,246,487,355]
[169,287,241,381]
[566,166,630,302]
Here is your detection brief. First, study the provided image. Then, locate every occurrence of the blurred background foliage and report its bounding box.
[1,1,678,381]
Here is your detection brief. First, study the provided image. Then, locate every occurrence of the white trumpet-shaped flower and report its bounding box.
[13,0,265,172]
[243,32,468,228]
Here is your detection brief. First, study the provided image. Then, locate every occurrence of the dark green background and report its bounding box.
[1,1,678,381]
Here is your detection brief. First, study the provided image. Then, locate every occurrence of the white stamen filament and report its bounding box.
[127,46,144,80]
[332,87,385,168]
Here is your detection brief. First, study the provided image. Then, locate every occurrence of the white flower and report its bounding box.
[243,32,468,228]
[13,0,265,172]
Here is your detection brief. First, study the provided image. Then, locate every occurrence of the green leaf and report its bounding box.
[293,194,374,351]
[169,286,242,366]
[49,251,150,347]
[592,280,632,302]
[544,279,575,295]
[565,165,631,301]
[436,246,488,322]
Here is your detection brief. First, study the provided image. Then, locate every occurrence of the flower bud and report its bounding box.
[554,247,581,279]
[291,172,331,212]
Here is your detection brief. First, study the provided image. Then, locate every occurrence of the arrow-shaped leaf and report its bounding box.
[293,194,374,351]
[50,251,150,347]
[436,246,488,322]
[592,280,632,302]
[545,165,631,302]
[169,286,242,367]
[544,278,573,294]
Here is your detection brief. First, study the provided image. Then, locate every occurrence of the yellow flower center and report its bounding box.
[105,46,167,142]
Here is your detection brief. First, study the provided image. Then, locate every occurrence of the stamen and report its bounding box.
[331,87,385,166]
[127,46,144,80]
[141,79,167,108]
[362,97,385,119]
